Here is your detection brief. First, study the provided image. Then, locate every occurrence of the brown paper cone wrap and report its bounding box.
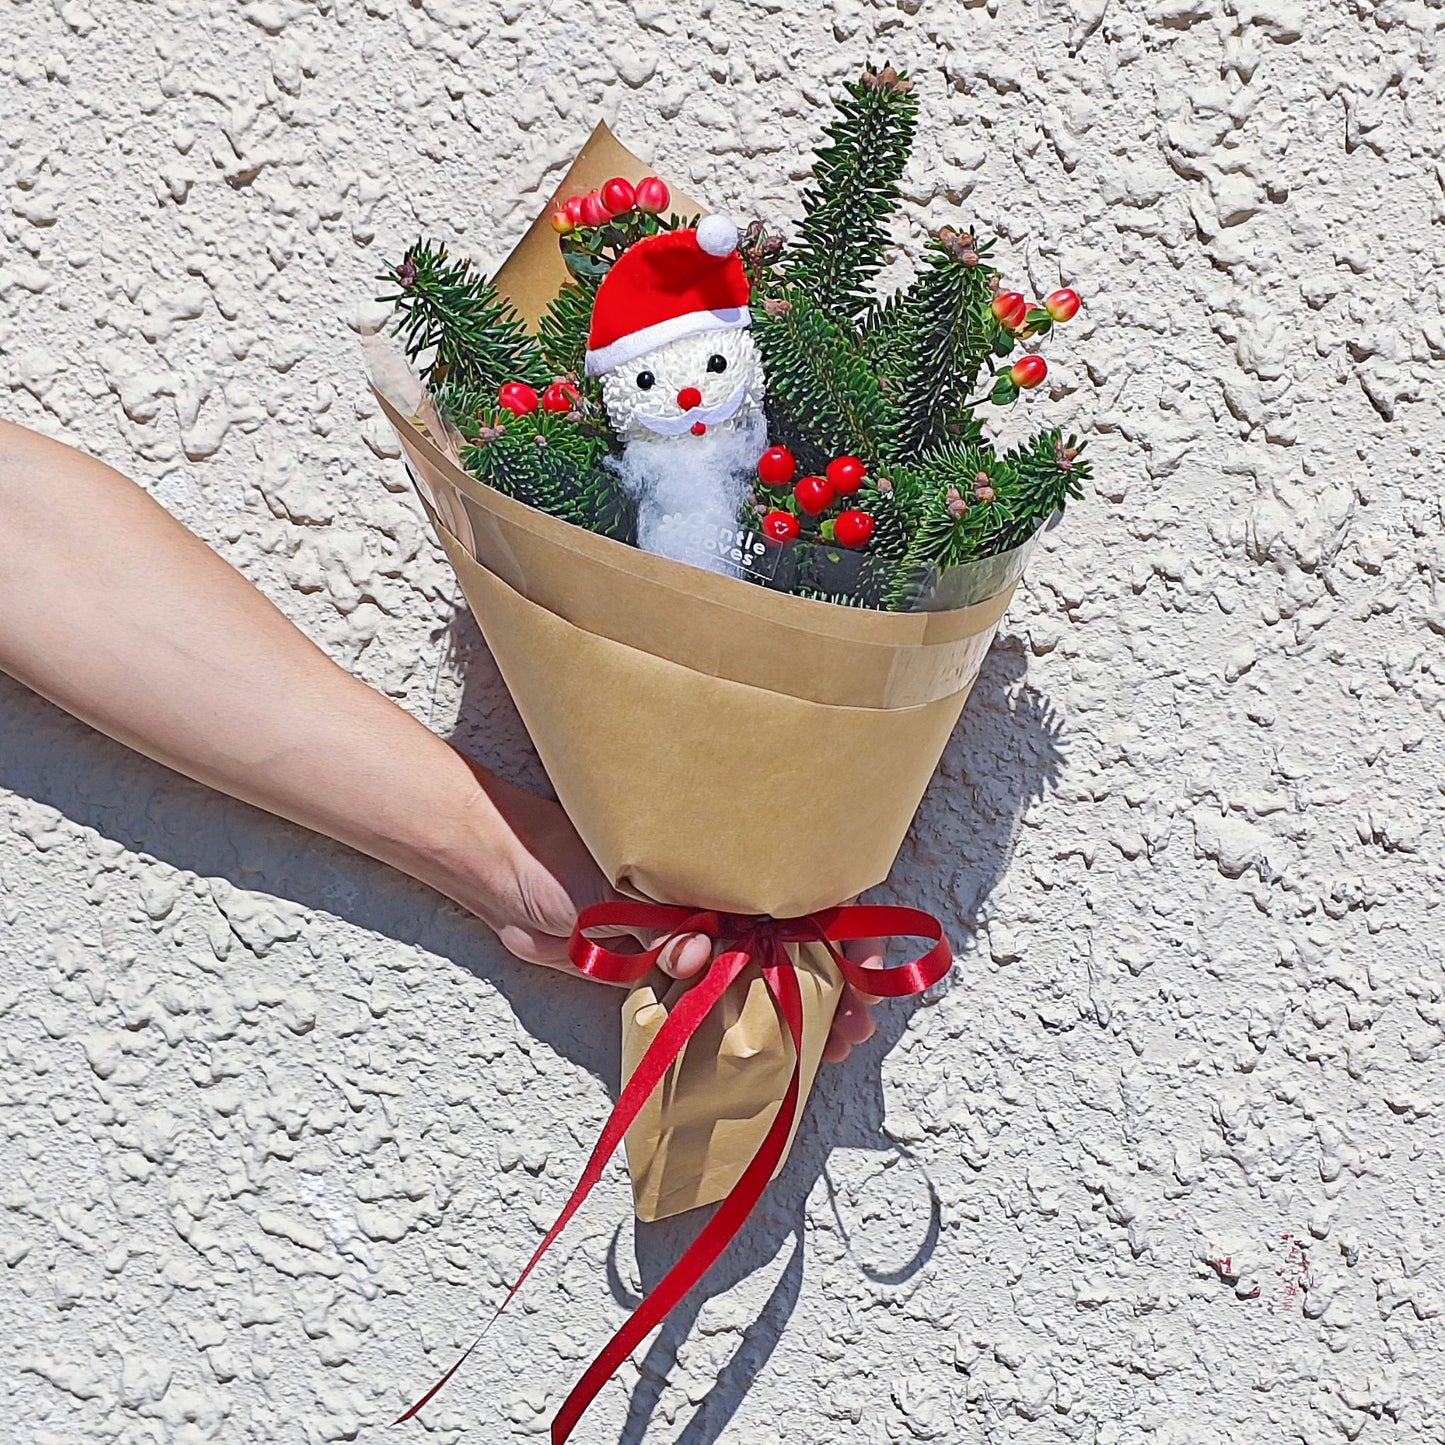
[369,125,1021,1218]
[622,944,839,1220]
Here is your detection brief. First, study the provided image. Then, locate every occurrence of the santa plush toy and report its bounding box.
[586,216,769,571]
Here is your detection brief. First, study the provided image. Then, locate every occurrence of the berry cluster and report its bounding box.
[498,378,580,417]
[754,445,876,550]
[550,176,672,235]
[986,288,1081,404]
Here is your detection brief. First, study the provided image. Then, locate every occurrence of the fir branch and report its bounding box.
[784,65,920,324]
[431,378,503,442]
[880,238,1001,461]
[752,291,889,473]
[996,430,1089,548]
[537,280,597,387]
[460,408,633,542]
[379,241,546,392]
[860,289,911,379]
[850,477,911,561]
[882,430,1089,587]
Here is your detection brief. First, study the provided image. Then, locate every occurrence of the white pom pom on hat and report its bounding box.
[696,214,739,257]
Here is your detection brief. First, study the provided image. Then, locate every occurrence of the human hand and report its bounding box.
[452,759,713,979]
[821,936,884,1063]
[453,759,881,1050]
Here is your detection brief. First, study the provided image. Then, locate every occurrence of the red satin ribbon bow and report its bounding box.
[397,902,952,1443]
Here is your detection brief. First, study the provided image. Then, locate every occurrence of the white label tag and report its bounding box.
[657,513,783,581]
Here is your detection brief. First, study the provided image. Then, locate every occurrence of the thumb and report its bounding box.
[657,932,713,980]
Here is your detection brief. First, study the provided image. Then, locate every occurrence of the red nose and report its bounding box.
[677,386,703,411]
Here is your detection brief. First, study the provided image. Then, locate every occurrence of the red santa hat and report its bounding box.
[585,216,751,377]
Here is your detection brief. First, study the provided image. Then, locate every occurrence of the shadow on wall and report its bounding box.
[0,664,626,1087]
[0,602,1060,1444]
[442,613,1064,1445]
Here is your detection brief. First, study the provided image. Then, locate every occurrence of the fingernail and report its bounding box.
[660,933,700,976]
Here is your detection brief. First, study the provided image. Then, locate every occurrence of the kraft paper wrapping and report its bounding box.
[621,945,839,1221]
[369,125,1021,1219]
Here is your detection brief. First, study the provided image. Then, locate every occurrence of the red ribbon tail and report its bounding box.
[396,902,954,1435]
[395,944,753,1425]
[549,945,807,1445]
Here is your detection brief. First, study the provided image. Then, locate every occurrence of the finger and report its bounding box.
[657,932,713,980]
[498,925,599,974]
[830,985,878,1047]
[498,925,641,985]
[842,936,886,1006]
[821,1032,852,1065]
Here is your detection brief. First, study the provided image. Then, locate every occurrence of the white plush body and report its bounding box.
[602,328,769,574]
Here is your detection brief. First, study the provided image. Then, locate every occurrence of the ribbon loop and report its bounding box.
[568,902,952,999]
[399,901,953,1442]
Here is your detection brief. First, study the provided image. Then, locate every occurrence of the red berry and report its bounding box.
[833,509,875,549]
[563,195,587,225]
[756,445,796,487]
[580,191,612,227]
[550,208,575,235]
[1045,288,1081,322]
[826,454,866,494]
[541,381,579,413]
[1009,355,1048,390]
[601,177,636,214]
[761,509,800,542]
[794,475,835,515]
[634,177,671,215]
[498,381,540,416]
[991,291,1028,330]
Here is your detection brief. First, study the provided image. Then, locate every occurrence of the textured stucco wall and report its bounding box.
[3,1,1444,1441]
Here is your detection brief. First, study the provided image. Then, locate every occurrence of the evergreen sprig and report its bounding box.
[783,65,920,324]
[877,237,1002,460]
[752,290,889,472]
[460,407,633,542]
[537,281,596,383]
[379,241,546,393]
[999,430,1090,548]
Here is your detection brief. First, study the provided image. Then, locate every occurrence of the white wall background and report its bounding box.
[3,1,1444,1441]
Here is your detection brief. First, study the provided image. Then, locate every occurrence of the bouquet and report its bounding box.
[378,64,1088,612]
[367,63,1094,1443]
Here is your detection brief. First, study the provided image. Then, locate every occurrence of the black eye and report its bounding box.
[707,354,728,373]
[636,370,655,390]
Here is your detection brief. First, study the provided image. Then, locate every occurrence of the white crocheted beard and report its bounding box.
[600,329,767,445]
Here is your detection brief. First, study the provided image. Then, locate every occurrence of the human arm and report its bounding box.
[0,420,890,1042]
[0,418,676,970]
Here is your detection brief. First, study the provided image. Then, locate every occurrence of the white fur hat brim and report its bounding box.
[584,305,751,377]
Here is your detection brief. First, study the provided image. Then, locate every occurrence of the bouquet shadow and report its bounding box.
[0,599,1058,1445]
[443,612,1063,1445]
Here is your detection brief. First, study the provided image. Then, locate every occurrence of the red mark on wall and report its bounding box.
[1208,1233,1310,1310]
[1271,1232,1312,1314]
